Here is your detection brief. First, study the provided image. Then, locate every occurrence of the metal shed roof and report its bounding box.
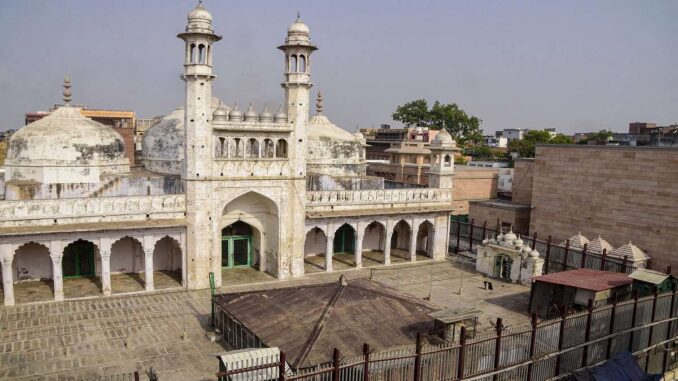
[628,269,670,285]
[532,269,632,292]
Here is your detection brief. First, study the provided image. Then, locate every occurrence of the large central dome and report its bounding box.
[5,106,130,184]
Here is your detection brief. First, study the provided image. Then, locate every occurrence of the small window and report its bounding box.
[198,44,206,64]
[276,139,288,158]
[190,43,197,63]
[444,155,452,167]
[290,55,298,73]
[299,55,306,72]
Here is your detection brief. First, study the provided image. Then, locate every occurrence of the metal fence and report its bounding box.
[449,220,647,275]
[215,289,678,380]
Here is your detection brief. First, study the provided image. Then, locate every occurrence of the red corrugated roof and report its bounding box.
[532,269,632,292]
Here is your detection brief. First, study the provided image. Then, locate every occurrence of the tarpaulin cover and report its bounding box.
[566,351,661,381]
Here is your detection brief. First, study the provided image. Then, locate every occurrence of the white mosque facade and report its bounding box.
[0,4,457,305]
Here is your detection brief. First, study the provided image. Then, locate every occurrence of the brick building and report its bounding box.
[472,145,678,271]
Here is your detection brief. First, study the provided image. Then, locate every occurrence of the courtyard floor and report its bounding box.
[303,249,432,274]
[1,271,183,305]
[0,257,532,380]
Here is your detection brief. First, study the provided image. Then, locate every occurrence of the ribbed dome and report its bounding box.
[188,3,212,22]
[229,104,244,122]
[5,106,129,183]
[259,106,273,123]
[433,129,453,144]
[285,14,312,45]
[273,105,287,123]
[141,108,185,175]
[244,104,258,122]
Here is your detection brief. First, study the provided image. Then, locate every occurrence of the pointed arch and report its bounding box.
[363,221,386,252]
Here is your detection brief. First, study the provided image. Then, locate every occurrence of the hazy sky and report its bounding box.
[0,1,676,134]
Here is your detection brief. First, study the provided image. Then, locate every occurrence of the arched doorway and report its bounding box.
[153,236,183,289]
[222,221,254,269]
[303,227,328,273]
[63,240,96,279]
[110,237,144,293]
[333,224,355,255]
[220,191,279,280]
[416,221,434,258]
[391,220,411,260]
[13,242,53,304]
[494,255,513,281]
[363,221,386,265]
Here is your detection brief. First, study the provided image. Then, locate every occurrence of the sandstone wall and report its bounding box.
[512,159,534,205]
[452,167,498,215]
[529,145,678,270]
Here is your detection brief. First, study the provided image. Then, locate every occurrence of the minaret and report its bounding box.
[428,129,460,189]
[178,1,221,180]
[177,2,221,289]
[278,13,317,177]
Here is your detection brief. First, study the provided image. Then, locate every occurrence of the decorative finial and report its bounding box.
[296,12,302,21]
[316,91,323,115]
[62,75,72,106]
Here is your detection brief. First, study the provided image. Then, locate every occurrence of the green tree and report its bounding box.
[472,145,494,159]
[508,130,574,158]
[0,140,6,166]
[586,130,614,145]
[392,99,483,144]
[549,134,574,144]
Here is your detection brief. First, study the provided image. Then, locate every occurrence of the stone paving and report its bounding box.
[0,258,533,380]
[1,272,183,306]
[303,249,430,274]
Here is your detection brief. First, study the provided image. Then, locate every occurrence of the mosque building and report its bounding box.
[0,3,457,305]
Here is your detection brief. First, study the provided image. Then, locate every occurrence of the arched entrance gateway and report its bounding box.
[63,240,96,278]
[219,191,279,282]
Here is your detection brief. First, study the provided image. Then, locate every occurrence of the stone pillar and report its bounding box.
[355,233,364,269]
[49,241,65,302]
[409,226,418,262]
[144,249,154,292]
[1,250,14,306]
[51,254,64,302]
[259,234,267,272]
[325,234,334,272]
[384,231,393,266]
[100,251,112,297]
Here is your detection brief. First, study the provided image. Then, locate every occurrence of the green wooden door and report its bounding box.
[63,241,95,278]
[333,224,355,254]
[221,235,252,269]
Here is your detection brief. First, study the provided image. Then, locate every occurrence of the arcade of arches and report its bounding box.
[303,216,445,273]
[0,232,184,306]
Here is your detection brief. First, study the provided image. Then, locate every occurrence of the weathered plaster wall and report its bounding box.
[110,237,143,274]
[306,174,384,191]
[363,223,384,251]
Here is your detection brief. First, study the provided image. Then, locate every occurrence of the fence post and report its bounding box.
[526,313,538,381]
[363,343,370,381]
[279,352,286,381]
[458,326,467,379]
[629,290,639,352]
[580,243,588,269]
[455,219,461,255]
[554,308,568,376]
[413,332,422,381]
[667,266,672,275]
[563,240,570,271]
[581,299,594,367]
[332,348,341,381]
[496,218,500,234]
[647,258,652,270]
[622,255,629,273]
[662,283,677,373]
[531,232,538,250]
[134,371,140,381]
[600,248,607,271]
[606,299,617,358]
[469,219,475,252]
[646,287,659,373]
[492,318,503,381]
[545,236,552,274]
[482,220,487,241]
